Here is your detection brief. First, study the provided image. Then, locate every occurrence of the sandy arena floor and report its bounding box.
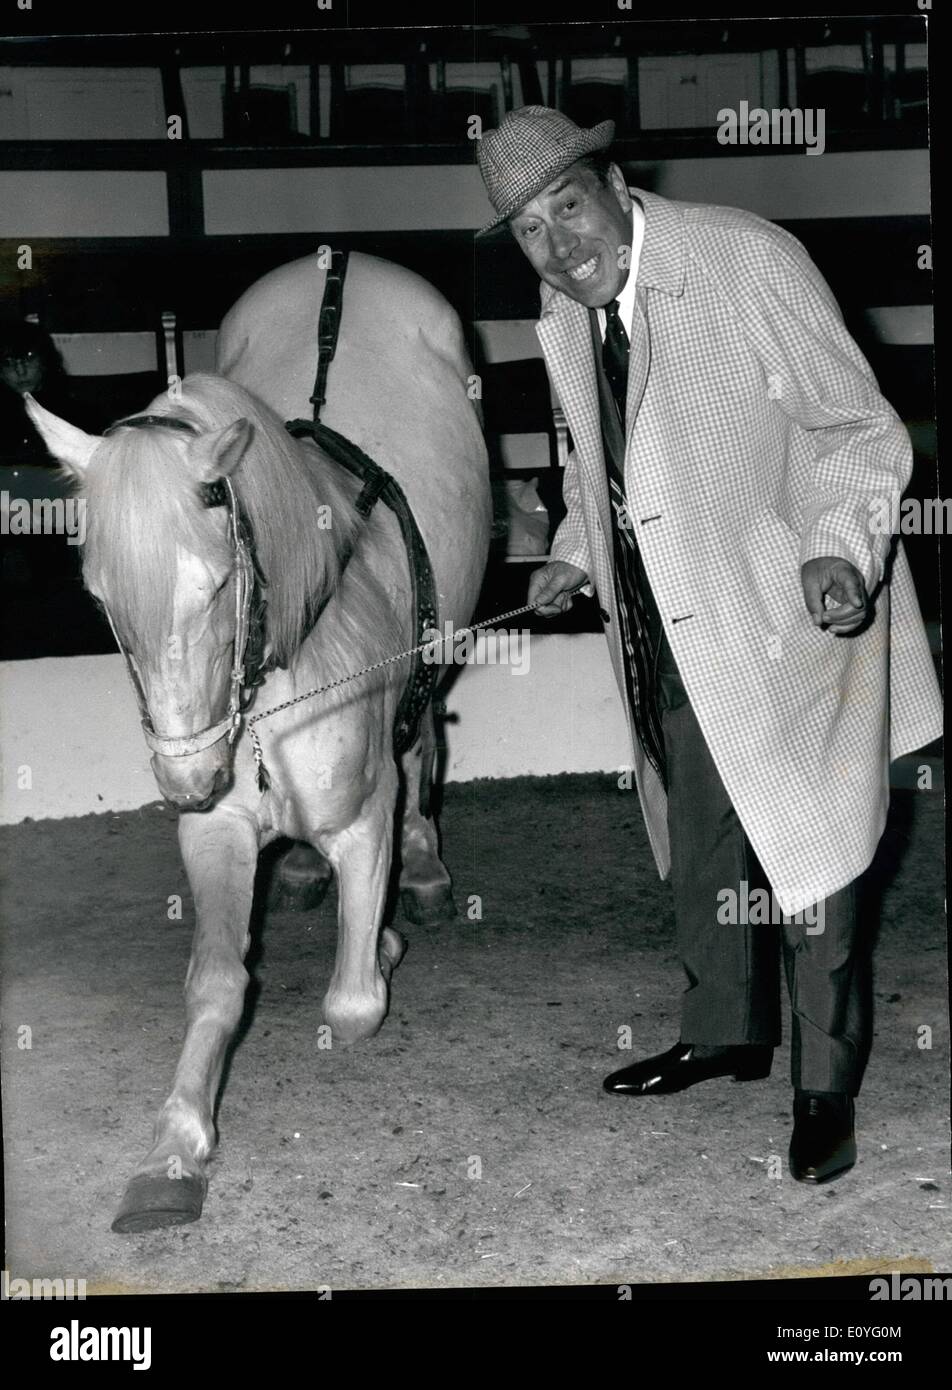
[1,773,948,1292]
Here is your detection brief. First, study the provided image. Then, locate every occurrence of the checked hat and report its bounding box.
[476,105,615,236]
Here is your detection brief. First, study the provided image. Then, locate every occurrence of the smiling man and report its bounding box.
[477,106,942,1184]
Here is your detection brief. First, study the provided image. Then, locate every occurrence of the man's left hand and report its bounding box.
[801,556,869,633]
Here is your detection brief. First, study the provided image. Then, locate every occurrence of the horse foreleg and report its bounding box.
[321,779,405,1045]
[398,706,457,926]
[111,810,259,1233]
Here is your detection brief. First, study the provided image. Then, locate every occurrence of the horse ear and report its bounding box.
[189,418,253,482]
[23,394,100,476]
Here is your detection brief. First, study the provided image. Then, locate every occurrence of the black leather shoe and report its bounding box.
[603,1041,773,1096]
[789,1091,856,1183]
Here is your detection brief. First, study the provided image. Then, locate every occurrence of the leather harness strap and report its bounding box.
[310,248,349,421]
[284,417,441,757]
[288,246,441,759]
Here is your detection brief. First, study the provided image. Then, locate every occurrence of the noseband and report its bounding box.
[100,414,267,760]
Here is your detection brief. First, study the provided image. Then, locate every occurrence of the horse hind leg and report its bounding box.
[111,812,258,1234]
[267,840,333,912]
[398,706,457,927]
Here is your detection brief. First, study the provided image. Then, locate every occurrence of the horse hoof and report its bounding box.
[400,884,458,926]
[267,848,333,912]
[111,1171,207,1234]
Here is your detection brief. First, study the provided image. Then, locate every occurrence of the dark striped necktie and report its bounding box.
[599,298,667,786]
[602,299,630,424]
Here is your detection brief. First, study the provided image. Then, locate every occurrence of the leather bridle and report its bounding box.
[99,414,267,760]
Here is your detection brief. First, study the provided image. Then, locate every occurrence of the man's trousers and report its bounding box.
[635,586,871,1096]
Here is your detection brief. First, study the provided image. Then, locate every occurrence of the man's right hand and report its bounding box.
[528,560,589,617]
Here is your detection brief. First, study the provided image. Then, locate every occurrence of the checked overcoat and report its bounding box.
[541,187,942,914]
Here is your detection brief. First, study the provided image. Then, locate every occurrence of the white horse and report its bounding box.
[27,252,490,1231]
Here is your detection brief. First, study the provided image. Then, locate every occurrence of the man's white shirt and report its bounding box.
[595,198,645,341]
[565,198,645,596]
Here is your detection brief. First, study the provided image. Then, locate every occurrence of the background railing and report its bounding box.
[0,18,935,660]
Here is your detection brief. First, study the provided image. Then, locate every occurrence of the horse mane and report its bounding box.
[82,373,377,670]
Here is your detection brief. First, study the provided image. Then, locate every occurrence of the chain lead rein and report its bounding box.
[247,602,542,791]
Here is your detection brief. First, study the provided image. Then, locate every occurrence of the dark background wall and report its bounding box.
[0,17,937,658]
